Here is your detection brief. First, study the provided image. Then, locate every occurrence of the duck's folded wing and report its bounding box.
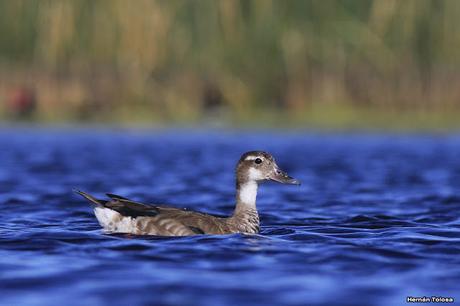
[109,201,230,235]
[76,190,228,235]
[104,199,160,217]
[157,208,230,235]
[112,201,220,235]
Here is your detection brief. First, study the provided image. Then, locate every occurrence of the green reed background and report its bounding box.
[1,0,459,128]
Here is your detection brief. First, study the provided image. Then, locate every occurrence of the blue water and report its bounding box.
[1,128,459,306]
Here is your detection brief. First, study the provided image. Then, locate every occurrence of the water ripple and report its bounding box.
[0,129,459,306]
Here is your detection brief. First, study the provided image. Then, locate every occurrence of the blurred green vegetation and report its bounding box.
[1,0,460,129]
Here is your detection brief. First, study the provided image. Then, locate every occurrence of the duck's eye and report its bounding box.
[254,158,262,164]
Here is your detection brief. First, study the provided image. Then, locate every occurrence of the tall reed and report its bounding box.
[1,0,459,123]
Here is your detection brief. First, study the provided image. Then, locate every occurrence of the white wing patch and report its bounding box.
[94,207,137,233]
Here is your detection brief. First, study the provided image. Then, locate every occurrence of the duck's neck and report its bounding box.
[231,180,260,233]
[236,181,258,208]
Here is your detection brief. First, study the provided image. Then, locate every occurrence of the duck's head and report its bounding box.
[236,151,300,185]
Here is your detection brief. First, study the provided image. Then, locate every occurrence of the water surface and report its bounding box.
[1,129,459,306]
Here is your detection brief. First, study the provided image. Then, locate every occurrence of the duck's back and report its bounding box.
[77,191,233,236]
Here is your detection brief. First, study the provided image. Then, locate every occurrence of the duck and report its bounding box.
[75,151,300,236]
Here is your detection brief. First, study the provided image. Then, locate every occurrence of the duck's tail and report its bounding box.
[74,189,106,207]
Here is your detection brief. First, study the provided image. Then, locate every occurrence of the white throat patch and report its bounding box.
[248,168,264,181]
[238,181,258,206]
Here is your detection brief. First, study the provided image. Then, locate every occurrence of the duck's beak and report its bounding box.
[269,166,301,185]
